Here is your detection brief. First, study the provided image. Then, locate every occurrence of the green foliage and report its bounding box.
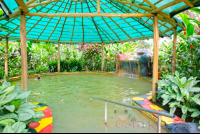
[178,13,195,37]
[159,34,200,80]
[0,81,44,133]
[48,59,82,72]
[189,7,200,15]
[36,65,48,73]
[0,40,146,77]
[157,71,200,121]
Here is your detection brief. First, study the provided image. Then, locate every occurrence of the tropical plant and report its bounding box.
[157,71,200,121]
[0,80,44,133]
[179,13,196,37]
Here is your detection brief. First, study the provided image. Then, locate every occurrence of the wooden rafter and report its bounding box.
[26,1,59,35]
[113,0,184,29]
[26,0,37,5]
[111,1,170,32]
[6,35,156,44]
[81,2,84,44]
[109,0,168,37]
[171,0,198,15]
[89,1,115,42]
[25,12,155,17]
[15,0,29,13]
[105,1,144,39]
[0,4,48,40]
[101,7,133,40]
[97,0,100,13]
[28,0,60,8]
[86,0,103,43]
[70,2,77,43]
[151,0,184,13]
[95,5,121,42]
[144,0,157,8]
[112,0,170,17]
[47,0,66,41]
[8,0,37,19]
[101,0,140,40]
[183,0,194,8]
[36,2,60,41]
[58,0,71,42]
[154,0,163,6]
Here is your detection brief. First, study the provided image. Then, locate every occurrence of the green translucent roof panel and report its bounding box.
[3,0,18,13]
[0,0,199,44]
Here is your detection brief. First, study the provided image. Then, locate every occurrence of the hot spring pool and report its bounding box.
[16,74,168,133]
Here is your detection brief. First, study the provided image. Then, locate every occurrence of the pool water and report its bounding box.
[16,74,168,133]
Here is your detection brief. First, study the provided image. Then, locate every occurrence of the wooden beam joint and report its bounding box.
[15,0,29,13]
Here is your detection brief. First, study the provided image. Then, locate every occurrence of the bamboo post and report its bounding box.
[20,14,28,91]
[172,28,177,75]
[138,62,141,77]
[58,42,60,72]
[5,37,8,77]
[53,44,56,61]
[152,15,159,102]
[101,43,104,72]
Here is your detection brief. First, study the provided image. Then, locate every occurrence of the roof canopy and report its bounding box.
[0,0,199,44]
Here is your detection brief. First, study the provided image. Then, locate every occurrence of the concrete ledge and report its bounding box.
[0,71,117,82]
[132,92,185,128]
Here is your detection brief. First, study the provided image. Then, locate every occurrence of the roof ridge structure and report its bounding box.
[0,0,199,44]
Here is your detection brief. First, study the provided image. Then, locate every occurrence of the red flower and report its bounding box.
[191,44,193,48]
[184,29,186,35]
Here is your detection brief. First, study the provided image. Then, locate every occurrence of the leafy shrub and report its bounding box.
[157,71,200,121]
[48,60,57,72]
[0,68,4,79]
[67,59,82,72]
[35,65,48,73]
[8,68,21,77]
[48,59,82,72]
[0,80,44,133]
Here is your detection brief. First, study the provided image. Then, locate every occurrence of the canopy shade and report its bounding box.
[0,0,199,44]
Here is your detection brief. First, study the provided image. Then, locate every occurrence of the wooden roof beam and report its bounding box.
[26,0,37,5]
[4,0,36,20]
[111,0,171,19]
[112,0,184,29]
[143,0,157,8]
[15,0,29,13]
[183,0,194,8]
[25,12,155,17]
[151,0,185,13]
[171,0,198,15]
[28,0,60,8]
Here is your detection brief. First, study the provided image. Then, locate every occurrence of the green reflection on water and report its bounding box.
[16,75,168,133]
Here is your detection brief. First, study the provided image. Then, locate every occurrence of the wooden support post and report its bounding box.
[101,43,104,72]
[138,62,141,77]
[152,15,159,102]
[172,28,177,75]
[58,42,60,72]
[53,44,56,61]
[5,37,8,78]
[20,14,28,91]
